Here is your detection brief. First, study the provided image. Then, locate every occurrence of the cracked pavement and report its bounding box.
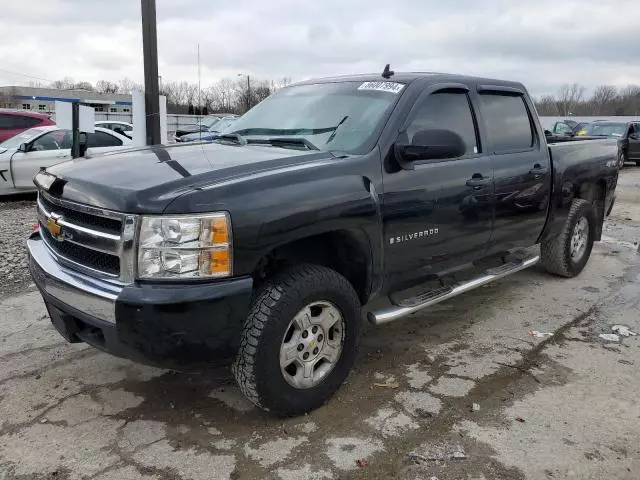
[1,169,640,479]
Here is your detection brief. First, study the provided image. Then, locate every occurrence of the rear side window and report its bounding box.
[406,91,479,156]
[0,114,12,129]
[0,114,41,130]
[87,131,123,147]
[479,94,534,152]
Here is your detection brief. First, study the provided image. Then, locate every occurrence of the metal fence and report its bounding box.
[94,112,205,134]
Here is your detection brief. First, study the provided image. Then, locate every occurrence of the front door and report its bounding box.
[477,91,551,255]
[12,129,71,188]
[382,88,494,291]
[628,123,640,162]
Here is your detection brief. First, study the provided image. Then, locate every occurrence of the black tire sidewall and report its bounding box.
[564,203,595,276]
[252,268,360,415]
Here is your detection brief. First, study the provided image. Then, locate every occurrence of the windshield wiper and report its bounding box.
[248,137,319,151]
[210,133,247,145]
[325,115,349,145]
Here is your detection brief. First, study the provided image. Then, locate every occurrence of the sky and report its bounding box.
[1,0,639,97]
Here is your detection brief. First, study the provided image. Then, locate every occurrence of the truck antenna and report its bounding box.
[381,64,394,79]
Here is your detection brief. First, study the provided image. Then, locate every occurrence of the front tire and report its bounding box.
[233,264,361,416]
[540,198,595,278]
[618,150,626,169]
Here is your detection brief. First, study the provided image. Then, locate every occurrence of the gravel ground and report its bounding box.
[0,194,37,299]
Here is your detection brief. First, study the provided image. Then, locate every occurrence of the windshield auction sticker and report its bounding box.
[358,81,405,94]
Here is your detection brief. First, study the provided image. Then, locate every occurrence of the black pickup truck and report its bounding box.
[28,71,619,416]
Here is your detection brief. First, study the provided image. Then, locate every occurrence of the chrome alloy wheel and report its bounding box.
[570,216,589,261]
[279,301,345,389]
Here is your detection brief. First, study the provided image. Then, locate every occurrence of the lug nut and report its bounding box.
[313,347,319,355]
[318,334,323,342]
[297,344,304,351]
[312,326,318,334]
[303,352,309,360]
[302,330,308,338]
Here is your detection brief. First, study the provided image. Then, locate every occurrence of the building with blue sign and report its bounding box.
[0,86,132,114]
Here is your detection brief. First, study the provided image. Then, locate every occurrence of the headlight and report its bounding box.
[137,213,232,279]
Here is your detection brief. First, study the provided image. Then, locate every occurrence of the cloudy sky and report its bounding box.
[1,0,638,97]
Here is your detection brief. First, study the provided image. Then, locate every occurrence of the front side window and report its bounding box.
[479,93,534,152]
[228,81,402,152]
[32,130,70,151]
[405,91,479,156]
[553,122,573,135]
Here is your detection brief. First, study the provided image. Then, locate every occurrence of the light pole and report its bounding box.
[238,73,251,112]
[141,0,160,145]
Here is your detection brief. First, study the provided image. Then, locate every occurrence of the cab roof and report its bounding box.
[292,72,527,91]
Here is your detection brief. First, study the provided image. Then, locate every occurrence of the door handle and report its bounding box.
[466,174,490,189]
[529,165,548,177]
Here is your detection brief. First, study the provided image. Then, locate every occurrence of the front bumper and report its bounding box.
[28,234,253,370]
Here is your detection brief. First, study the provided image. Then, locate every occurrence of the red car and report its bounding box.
[0,109,56,143]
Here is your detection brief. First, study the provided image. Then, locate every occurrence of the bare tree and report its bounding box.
[118,78,142,94]
[618,85,640,116]
[535,95,558,116]
[556,83,585,116]
[589,85,618,115]
[95,80,120,94]
[212,78,237,113]
[73,81,94,91]
[50,77,76,90]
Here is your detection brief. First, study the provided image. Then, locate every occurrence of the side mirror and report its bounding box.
[395,129,466,168]
[18,143,29,153]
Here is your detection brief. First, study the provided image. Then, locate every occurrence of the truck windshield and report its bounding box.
[585,123,627,137]
[228,81,403,152]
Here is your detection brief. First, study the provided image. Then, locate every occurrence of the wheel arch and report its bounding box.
[250,228,374,305]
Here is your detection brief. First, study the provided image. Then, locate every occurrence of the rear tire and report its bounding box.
[540,198,595,278]
[233,264,361,416]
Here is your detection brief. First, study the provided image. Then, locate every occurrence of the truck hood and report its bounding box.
[45,142,334,213]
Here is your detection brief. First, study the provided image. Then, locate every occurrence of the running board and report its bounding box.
[367,256,540,325]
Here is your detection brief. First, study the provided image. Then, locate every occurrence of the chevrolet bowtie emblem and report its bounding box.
[46,214,63,240]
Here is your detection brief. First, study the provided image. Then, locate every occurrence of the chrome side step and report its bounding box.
[367,256,540,325]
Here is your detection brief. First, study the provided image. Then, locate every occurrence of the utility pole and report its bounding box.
[197,43,201,115]
[71,102,80,158]
[141,0,161,145]
[246,75,251,112]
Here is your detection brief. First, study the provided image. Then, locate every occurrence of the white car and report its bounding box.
[0,126,132,196]
[95,121,134,139]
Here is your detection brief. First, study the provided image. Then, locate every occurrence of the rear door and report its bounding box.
[382,85,494,289]
[12,129,72,188]
[628,122,640,162]
[477,89,552,255]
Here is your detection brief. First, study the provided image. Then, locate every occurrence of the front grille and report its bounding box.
[40,227,120,275]
[39,195,122,234]
[37,192,131,280]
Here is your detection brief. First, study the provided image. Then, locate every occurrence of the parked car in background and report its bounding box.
[0,126,131,196]
[173,114,238,141]
[95,121,133,139]
[176,116,238,142]
[574,122,590,135]
[0,109,56,143]
[581,121,640,167]
[550,120,589,137]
